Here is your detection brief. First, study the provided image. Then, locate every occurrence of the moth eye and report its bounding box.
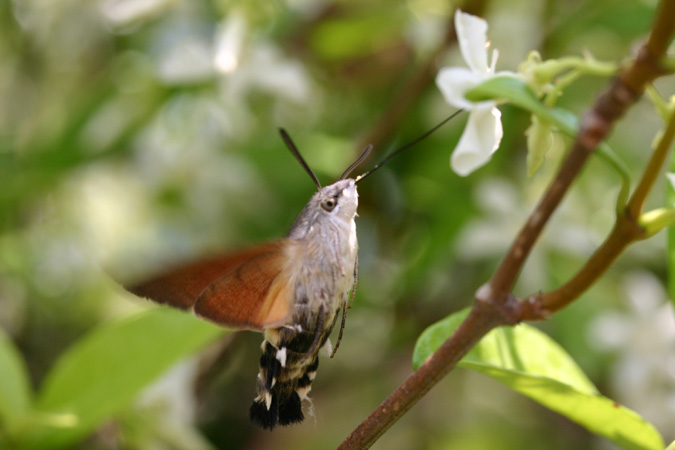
[321,198,337,212]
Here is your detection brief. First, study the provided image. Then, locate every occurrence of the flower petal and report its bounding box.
[455,9,489,74]
[436,67,481,110]
[451,105,503,176]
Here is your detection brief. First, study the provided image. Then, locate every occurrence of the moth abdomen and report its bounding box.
[249,323,328,430]
[249,378,305,429]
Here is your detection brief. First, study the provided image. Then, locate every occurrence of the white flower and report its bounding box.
[436,10,505,176]
[587,272,675,434]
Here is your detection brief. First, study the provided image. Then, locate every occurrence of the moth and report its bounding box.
[126,112,459,430]
[127,129,372,430]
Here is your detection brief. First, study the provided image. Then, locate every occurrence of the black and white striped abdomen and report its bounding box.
[249,310,338,430]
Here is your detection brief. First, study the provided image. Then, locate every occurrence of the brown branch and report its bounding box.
[340,1,675,448]
[540,218,641,312]
[486,138,596,302]
[338,299,510,450]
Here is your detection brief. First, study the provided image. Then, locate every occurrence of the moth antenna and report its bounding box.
[279,128,322,190]
[355,109,463,183]
[339,144,373,181]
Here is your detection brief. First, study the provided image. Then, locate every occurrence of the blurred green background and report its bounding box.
[1,0,674,448]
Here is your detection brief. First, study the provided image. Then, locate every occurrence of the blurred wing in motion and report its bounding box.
[127,240,297,331]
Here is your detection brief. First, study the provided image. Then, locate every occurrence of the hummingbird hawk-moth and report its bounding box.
[127,130,371,430]
[125,112,459,430]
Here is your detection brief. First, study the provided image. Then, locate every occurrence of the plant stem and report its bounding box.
[338,303,503,450]
[539,218,641,311]
[628,108,675,217]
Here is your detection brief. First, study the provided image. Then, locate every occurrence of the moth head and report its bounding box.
[317,179,358,221]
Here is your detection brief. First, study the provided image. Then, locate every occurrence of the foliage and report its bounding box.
[0,0,674,449]
[413,308,663,450]
[0,309,224,449]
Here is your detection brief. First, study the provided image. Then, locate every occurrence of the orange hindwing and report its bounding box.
[127,240,298,331]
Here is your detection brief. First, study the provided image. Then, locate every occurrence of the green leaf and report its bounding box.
[414,308,664,450]
[18,308,226,450]
[465,76,576,132]
[0,328,32,428]
[412,308,469,371]
[525,114,555,177]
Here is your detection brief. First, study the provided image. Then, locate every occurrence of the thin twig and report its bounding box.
[627,99,675,217]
